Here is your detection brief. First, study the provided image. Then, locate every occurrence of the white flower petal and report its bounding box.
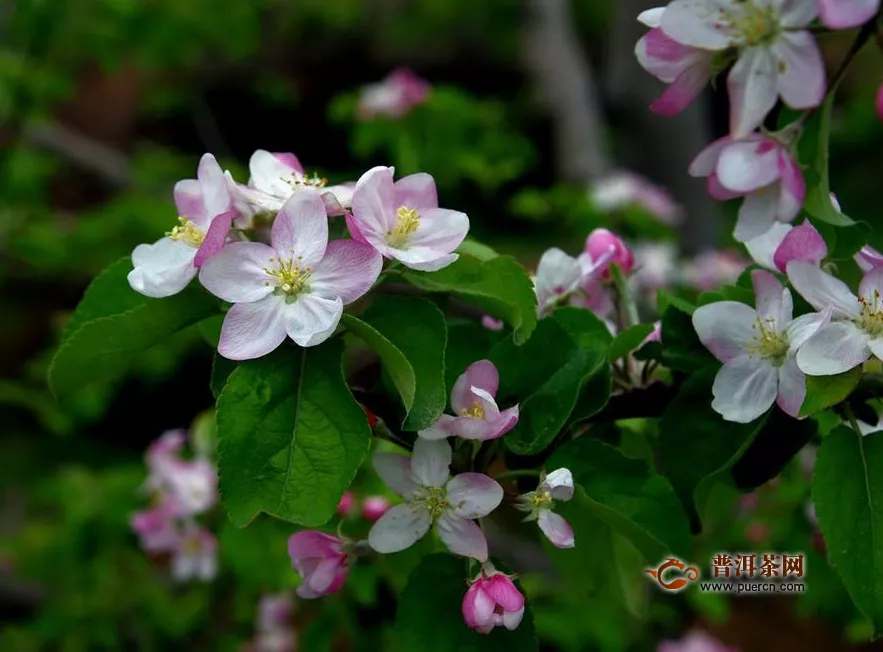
[368,503,432,554]
[745,222,792,271]
[786,308,831,351]
[283,294,343,348]
[734,188,779,243]
[435,512,488,561]
[786,261,860,317]
[537,509,575,548]
[774,31,825,109]
[542,468,574,501]
[728,46,778,139]
[776,356,806,418]
[796,322,870,375]
[692,301,758,363]
[661,0,733,50]
[409,438,451,488]
[272,191,329,267]
[128,238,197,298]
[445,473,503,519]
[218,295,288,361]
[197,241,275,303]
[711,356,779,423]
[372,453,419,499]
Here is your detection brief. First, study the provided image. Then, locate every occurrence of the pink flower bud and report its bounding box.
[288,531,350,599]
[337,491,355,517]
[585,228,634,278]
[360,495,390,522]
[644,321,662,344]
[481,315,505,331]
[855,245,883,273]
[772,219,827,273]
[462,563,525,635]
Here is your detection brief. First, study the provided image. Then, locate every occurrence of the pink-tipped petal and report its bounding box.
[273,152,304,173]
[776,151,806,222]
[485,406,520,440]
[537,509,576,548]
[463,583,495,631]
[746,222,792,270]
[773,220,826,273]
[856,245,883,273]
[707,172,742,201]
[445,473,504,519]
[435,513,489,561]
[451,360,500,413]
[692,301,758,363]
[819,0,879,29]
[394,173,438,211]
[352,166,397,236]
[198,241,275,304]
[218,296,288,361]
[272,191,329,266]
[310,240,383,304]
[194,210,235,267]
[858,267,883,304]
[174,179,206,223]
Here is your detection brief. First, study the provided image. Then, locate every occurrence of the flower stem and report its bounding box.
[492,469,540,482]
[610,263,639,329]
[844,403,864,439]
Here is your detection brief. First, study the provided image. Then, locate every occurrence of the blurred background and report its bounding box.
[2,0,883,649]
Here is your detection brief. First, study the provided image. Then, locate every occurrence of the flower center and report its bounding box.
[460,402,485,419]
[748,316,789,365]
[388,206,420,247]
[530,489,552,509]
[721,1,779,47]
[264,255,312,300]
[285,171,327,190]
[858,292,883,336]
[182,535,204,555]
[167,217,205,248]
[417,486,449,519]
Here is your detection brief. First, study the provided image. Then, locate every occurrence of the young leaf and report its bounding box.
[800,367,863,417]
[548,438,692,560]
[800,93,855,226]
[608,324,654,362]
[216,341,371,527]
[402,254,537,344]
[49,284,218,400]
[814,427,883,635]
[365,297,447,430]
[659,369,768,528]
[394,554,539,652]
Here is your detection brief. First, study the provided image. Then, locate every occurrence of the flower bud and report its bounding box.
[462,563,525,635]
[585,228,634,277]
[360,495,390,522]
[288,531,350,599]
[337,491,356,517]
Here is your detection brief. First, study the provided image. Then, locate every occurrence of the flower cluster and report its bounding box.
[128,151,469,360]
[243,593,297,652]
[357,68,430,120]
[130,430,219,581]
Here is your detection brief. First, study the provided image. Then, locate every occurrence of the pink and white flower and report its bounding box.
[128,153,238,298]
[361,495,391,522]
[462,562,525,635]
[534,247,614,317]
[819,0,879,29]
[745,220,827,273]
[239,149,354,217]
[130,504,179,553]
[788,261,883,375]
[690,134,805,242]
[660,0,825,138]
[657,630,737,652]
[515,468,576,548]
[358,68,430,119]
[162,457,218,518]
[288,530,350,599]
[631,242,678,291]
[585,228,634,279]
[419,360,519,442]
[200,190,382,359]
[856,245,883,273]
[252,593,297,652]
[589,170,684,225]
[368,439,503,561]
[171,525,218,582]
[682,250,748,291]
[635,9,713,117]
[348,166,468,271]
[693,269,830,422]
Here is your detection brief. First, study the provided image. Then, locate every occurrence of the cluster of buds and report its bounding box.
[336,491,391,522]
[130,430,219,581]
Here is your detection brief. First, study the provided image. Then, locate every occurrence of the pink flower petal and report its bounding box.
[352,166,397,237]
[445,473,504,519]
[272,191,329,266]
[773,219,826,273]
[218,295,288,360]
[174,179,206,224]
[537,509,575,548]
[435,512,488,561]
[394,173,438,211]
[198,241,275,304]
[484,574,525,612]
[774,31,825,110]
[368,503,432,553]
[310,239,382,304]
[819,0,878,29]
[194,210,235,267]
[650,58,711,116]
[776,150,806,222]
[451,360,499,413]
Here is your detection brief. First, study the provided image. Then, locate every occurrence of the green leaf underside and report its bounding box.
[814,427,883,635]
[394,554,539,652]
[216,342,371,527]
[491,309,611,455]
[49,281,218,399]
[363,296,447,431]
[549,438,692,560]
[402,254,537,345]
[608,324,654,361]
[659,369,768,527]
[800,367,862,417]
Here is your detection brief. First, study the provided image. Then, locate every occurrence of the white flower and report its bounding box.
[515,468,575,548]
[368,439,503,561]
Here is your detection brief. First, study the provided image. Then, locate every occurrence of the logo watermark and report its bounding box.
[645,553,806,594]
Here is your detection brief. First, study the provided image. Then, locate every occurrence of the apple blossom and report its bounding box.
[635,9,713,116]
[690,134,805,242]
[161,457,218,518]
[693,269,830,422]
[788,261,883,375]
[589,170,684,225]
[128,153,238,298]
[288,530,351,599]
[819,0,879,29]
[631,242,678,291]
[251,593,296,652]
[585,228,634,278]
[745,220,827,273]
[145,429,187,491]
[683,250,748,291]
[419,360,519,442]
[130,505,179,553]
[856,245,883,273]
[462,562,525,635]
[657,631,737,652]
[200,190,382,359]
[358,68,430,119]
[515,468,575,548]
[368,438,503,561]
[348,166,468,271]
[239,149,355,217]
[171,525,218,582]
[660,0,825,138]
[534,247,614,317]
[361,495,391,522]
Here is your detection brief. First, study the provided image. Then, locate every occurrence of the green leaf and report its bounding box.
[445,321,497,395]
[660,306,716,373]
[216,342,371,527]
[800,367,863,417]
[394,554,539,652]
[402,254,537,344]
[364,297,447,431]
[814,427,883,634]
[656,290,695,315]
[457,239,498,261]
[801,93,856,226]
[49,283,218,400]
[548,438,692,560]
[210,353,237,400]
[608,324,654,362]
[659,369,768,527]
[491,310,610,454]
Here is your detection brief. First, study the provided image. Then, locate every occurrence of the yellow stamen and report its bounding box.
[264,254,312,298]
[748,315,788,365]
[858,291,883,336]
[420,486,449,519]
[530,489,552,509]
[460,403,485,419]
[388,206,421,247]
[721,2,779,47]
[167,217,205,247]
[285,171,327,190]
